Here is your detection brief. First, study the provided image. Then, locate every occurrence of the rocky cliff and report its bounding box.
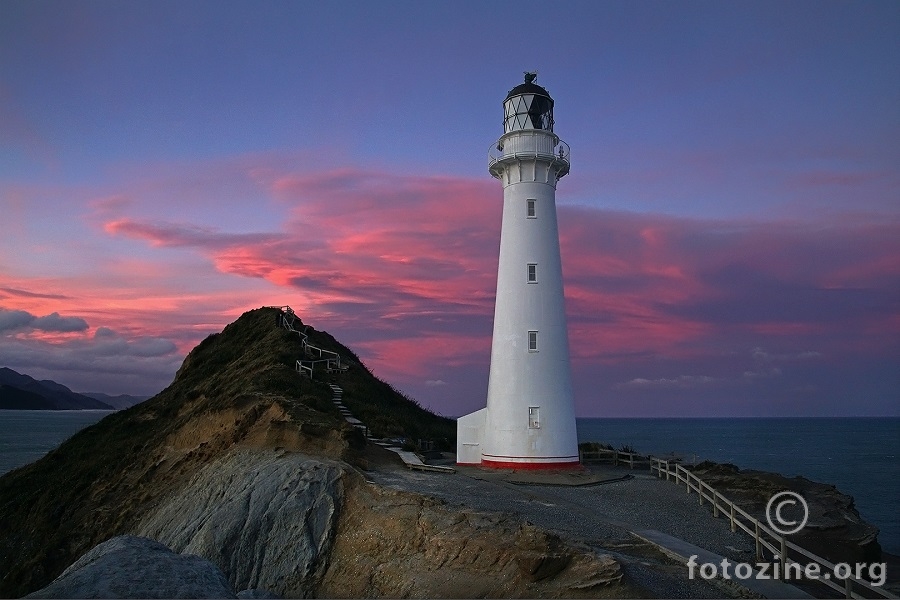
[25,536,235,599]
[136,449,344,597]
[318,472,631,598]
[0,307,636,598]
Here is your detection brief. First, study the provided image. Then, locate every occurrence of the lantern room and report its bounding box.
[503,72,554,133]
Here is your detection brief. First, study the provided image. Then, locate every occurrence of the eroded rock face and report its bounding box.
[25,535,235,599]
[137,449,343,598]
[319,478,636,599]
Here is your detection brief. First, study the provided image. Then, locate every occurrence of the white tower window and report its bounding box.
[528,406,541,429]
[528,330,538,352]
[527,263,537,283]
[526,199,536,218]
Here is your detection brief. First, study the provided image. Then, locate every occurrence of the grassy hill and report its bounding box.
[0,307,454,597]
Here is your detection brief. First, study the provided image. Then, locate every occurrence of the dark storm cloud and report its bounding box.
[0,309,88,333]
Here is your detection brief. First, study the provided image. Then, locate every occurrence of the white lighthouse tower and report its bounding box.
[457,73,579,469]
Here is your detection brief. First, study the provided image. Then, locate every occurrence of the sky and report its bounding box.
[1,0,898,417]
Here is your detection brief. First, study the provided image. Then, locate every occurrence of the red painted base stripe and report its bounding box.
[479,458,581,470]
[481,453,579,460]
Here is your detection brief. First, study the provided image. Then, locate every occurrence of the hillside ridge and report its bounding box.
[0,307,451,596]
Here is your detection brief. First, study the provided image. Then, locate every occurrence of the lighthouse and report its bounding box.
[457,73,579,469]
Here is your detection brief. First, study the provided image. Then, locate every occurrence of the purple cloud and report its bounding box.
[0,309,87,333]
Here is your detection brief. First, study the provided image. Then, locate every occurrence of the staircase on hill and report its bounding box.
[273,306,349,377]
[270,306,454,473]
[328,383,368,438]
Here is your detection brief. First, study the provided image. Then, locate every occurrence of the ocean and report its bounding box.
[0,410,114,475]
[1,412,897,554]
[577,417,900,555]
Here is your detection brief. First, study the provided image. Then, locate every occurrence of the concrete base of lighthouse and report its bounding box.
[456,408,485,466]
[456,408,581,469]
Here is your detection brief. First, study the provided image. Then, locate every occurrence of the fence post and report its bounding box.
[686,470,691,494]
[780,537,787,579]
[730,504,736,532]
[699,481,704,505]
[713,491,719,517]
[844,577,852,599]
[630,454,634,469]
[754,521,761,559]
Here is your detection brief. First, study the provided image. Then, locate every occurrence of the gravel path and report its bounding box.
[367,465,761,598]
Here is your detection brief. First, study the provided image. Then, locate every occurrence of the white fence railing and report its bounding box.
[579,447,650,469]
[270,306,345,377]
[649,458,894,599]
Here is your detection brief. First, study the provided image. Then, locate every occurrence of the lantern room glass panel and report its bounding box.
[503,93,554,133]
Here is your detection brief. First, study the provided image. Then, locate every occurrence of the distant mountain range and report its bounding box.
[0,367,148,410]
[79,391,150,410]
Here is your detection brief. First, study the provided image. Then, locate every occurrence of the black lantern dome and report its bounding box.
[503,72,554,133]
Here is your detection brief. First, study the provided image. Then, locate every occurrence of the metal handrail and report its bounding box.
[579,447,649,469]
[649,458,895,599]
[276,306,344,377]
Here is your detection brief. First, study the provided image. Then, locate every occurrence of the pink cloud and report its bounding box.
[9,162,893,413]
[96,169,899,412]
[104,219,286,249]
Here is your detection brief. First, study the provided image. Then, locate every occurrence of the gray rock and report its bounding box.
[137,449,344,598]
[236,589,282,599]
[26,535,235,599]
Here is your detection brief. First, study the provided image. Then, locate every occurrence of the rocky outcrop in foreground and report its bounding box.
[137,450,343,598]
[132,447,634,598]
[26,536,235,599]
[320,475,630,598]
